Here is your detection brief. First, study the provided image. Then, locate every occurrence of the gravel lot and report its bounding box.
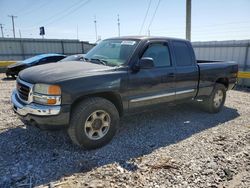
[0,73,249,188]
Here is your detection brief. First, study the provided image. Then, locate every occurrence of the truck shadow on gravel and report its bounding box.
[0,104,239,187]
[1,77,16,81]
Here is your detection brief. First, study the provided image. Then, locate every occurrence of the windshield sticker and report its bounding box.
[121,41,136,45]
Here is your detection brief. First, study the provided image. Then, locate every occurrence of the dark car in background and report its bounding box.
[6,53,66,78]
[59,54,85,62]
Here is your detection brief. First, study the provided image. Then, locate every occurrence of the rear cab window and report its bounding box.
[172,41,193,66]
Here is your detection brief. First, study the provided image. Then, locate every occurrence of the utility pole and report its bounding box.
[117,14,120,37]
[8,15,17,38]
[94,15,98,42]
[76,24,79,40]
[0,24,4,38]
[19,29,22,38]
[186,0,191,41]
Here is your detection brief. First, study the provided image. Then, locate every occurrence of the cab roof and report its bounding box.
[106,36,188,42]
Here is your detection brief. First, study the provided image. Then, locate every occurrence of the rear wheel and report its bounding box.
[203,83,226,113]
[68,97,119,149]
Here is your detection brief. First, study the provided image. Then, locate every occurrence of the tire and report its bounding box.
[68,97,119,149]
[203,83,226,113]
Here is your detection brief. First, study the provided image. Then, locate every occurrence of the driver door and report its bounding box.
[127,41,176,111]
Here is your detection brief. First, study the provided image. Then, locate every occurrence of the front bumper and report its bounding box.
[6,67,17,76]
[12,89,61,116]
[11,89,70,128]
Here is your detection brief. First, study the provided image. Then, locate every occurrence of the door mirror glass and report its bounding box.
[139,57,154,69]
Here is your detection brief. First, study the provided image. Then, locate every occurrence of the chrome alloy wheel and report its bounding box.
[84,110,111,140]
[213,89,224,108]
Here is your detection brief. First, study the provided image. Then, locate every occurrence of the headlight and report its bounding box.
[33,84,61,105]
[33,84,61,95]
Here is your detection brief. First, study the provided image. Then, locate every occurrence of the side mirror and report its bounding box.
[139,57,154,69]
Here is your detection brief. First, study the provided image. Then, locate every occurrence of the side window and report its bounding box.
[46,56,59,62]
[142,43,171,67]
[172,41,193,66]
[38,57,58,64]
[38,57,48,64]
[54,56,65,61]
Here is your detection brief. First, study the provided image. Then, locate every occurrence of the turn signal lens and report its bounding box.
[48,85,61,95]
[47,98,57,104]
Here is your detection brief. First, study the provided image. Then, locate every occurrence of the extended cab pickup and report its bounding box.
[11,36,238,149]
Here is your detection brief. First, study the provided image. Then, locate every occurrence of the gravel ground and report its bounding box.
[0,73,249,188]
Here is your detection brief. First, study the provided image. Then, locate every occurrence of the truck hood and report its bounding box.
[19,61,114,84]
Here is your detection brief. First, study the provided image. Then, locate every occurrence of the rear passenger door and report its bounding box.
[172,41,199,100]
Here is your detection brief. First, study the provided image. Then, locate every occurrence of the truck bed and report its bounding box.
[196,60,238,97]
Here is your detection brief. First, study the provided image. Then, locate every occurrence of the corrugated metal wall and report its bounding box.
[0,38,95,60]
[192,40,250,86]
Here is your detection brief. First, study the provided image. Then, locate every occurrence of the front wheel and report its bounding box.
[68,97,119,149]
[202,83,226,113]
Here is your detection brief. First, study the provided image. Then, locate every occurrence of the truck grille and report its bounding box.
[17,80,31,102]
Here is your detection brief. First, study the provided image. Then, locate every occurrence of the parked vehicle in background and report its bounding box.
[59,54,85,62]
[6,54,66,78]
[11,36,238,149]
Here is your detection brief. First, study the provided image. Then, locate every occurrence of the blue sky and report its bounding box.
[0,0,250,43]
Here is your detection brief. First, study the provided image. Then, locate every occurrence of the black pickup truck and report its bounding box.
[11,36,238,149]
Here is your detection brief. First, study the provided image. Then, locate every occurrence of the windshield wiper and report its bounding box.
[89,58,108,66]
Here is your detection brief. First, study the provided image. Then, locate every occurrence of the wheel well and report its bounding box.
[216,77,229,89]
[71,92,124,117]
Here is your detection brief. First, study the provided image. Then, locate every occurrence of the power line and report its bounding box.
[17,1,52,17]
[8,15,17,38]
[139,0,152,35]
[147,0,161,34]
[22,0,90,30]
[43,0,91,27]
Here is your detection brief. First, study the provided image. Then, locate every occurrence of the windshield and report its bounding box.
[60,54,84,62]
[85,39,139,66]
